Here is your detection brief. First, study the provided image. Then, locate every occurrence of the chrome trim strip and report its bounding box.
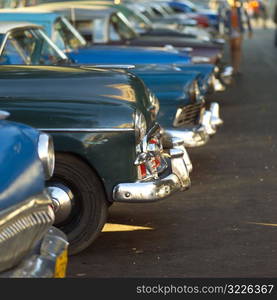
[89,65,135,69]
[38,128,135,133]
[0,33,9,55]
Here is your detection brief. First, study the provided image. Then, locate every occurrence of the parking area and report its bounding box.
[67,27,277,278]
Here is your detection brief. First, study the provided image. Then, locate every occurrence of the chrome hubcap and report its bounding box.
[47,184,74,224]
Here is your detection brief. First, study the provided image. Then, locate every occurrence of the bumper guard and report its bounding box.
[113,148,190,203]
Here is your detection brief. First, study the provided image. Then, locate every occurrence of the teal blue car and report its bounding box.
[0,18,224,148]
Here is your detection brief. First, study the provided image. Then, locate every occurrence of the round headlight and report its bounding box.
[134,111,147,145]
[38,133,55,180]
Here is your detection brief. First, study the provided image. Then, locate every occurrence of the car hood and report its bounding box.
[0,65,154,128]
[132,68,200,105]
[67,45,191,65]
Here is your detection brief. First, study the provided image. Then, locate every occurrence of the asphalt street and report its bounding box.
[67,27,277,278]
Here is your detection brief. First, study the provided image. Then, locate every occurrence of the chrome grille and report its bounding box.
[0,192,54,273]
[173,102,204,127]
[0,210,53,243]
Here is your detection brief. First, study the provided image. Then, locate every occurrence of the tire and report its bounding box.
[47,153,108,255]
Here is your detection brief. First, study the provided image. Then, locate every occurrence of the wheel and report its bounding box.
[47,153,108,255]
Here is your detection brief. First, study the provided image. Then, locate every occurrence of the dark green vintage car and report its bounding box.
[0,65,191,254]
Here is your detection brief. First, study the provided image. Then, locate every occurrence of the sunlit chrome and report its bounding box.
[165,128,209,148]
[210,103,223,127]
[135,123,166,179]
[188,80,201,103]
[164,44,179,53]
[147,92,160,119]
[220,66,233,85]
[182,47,193,53]
[3,227,68,278]
[173,99,204,127]
[166,102,223,147]
[192,56,211,64]
[38,128,134,133]
[90,64,135,69]
[170,137,193,173]
[0,110,10,120]
[213,38,226,45]
[134,111,147,145]
[213,76,226,92]
[0,191,54,274]
[38,133,55,180]
[47,185,74,224]
[113,149,190,203]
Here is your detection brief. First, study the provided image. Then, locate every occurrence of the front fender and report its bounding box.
[51,130,137,202]
[0,120,44,210]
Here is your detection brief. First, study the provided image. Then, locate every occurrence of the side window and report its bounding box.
[0,36,28,65]
[109,23,121,41]
[1,29,65,65]
[75,20,93,43]
[93,18,107,43]
[28,29,64,65]
[109,14,136,41]
[10,29,36,63]
[52,28,66,51]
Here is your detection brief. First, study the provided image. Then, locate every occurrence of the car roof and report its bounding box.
[0,8,61,21]
[27,2,117,16]
[0,21,41,34]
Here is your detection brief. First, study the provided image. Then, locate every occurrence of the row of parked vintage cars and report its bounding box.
[0,0,232,277]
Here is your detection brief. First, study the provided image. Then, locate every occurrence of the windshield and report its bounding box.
[53,17,86,51]
[0,28,68,65]
[74,17,107,44]
[126,10,152,34]
[150,5,169,17]
[161,4,176,15]
[109,12,138,41]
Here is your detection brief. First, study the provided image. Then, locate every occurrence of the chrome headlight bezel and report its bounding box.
[188,80,201,103]
[38,133,55,180]
[134,110,147,145]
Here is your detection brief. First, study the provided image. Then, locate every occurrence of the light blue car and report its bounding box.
[0,110,68,277]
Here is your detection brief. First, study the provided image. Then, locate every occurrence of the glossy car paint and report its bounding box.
[132,69,201,128]
[0,11,193,66]
[0,118,69,277]
[0,120,44,210]
[0,65,156,201]
[167,1,219,28]
[1,4,223,63]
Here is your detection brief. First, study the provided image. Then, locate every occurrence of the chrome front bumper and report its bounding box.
[165,102,223,148]
[113,148,191,203]
[2,227,69,278]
